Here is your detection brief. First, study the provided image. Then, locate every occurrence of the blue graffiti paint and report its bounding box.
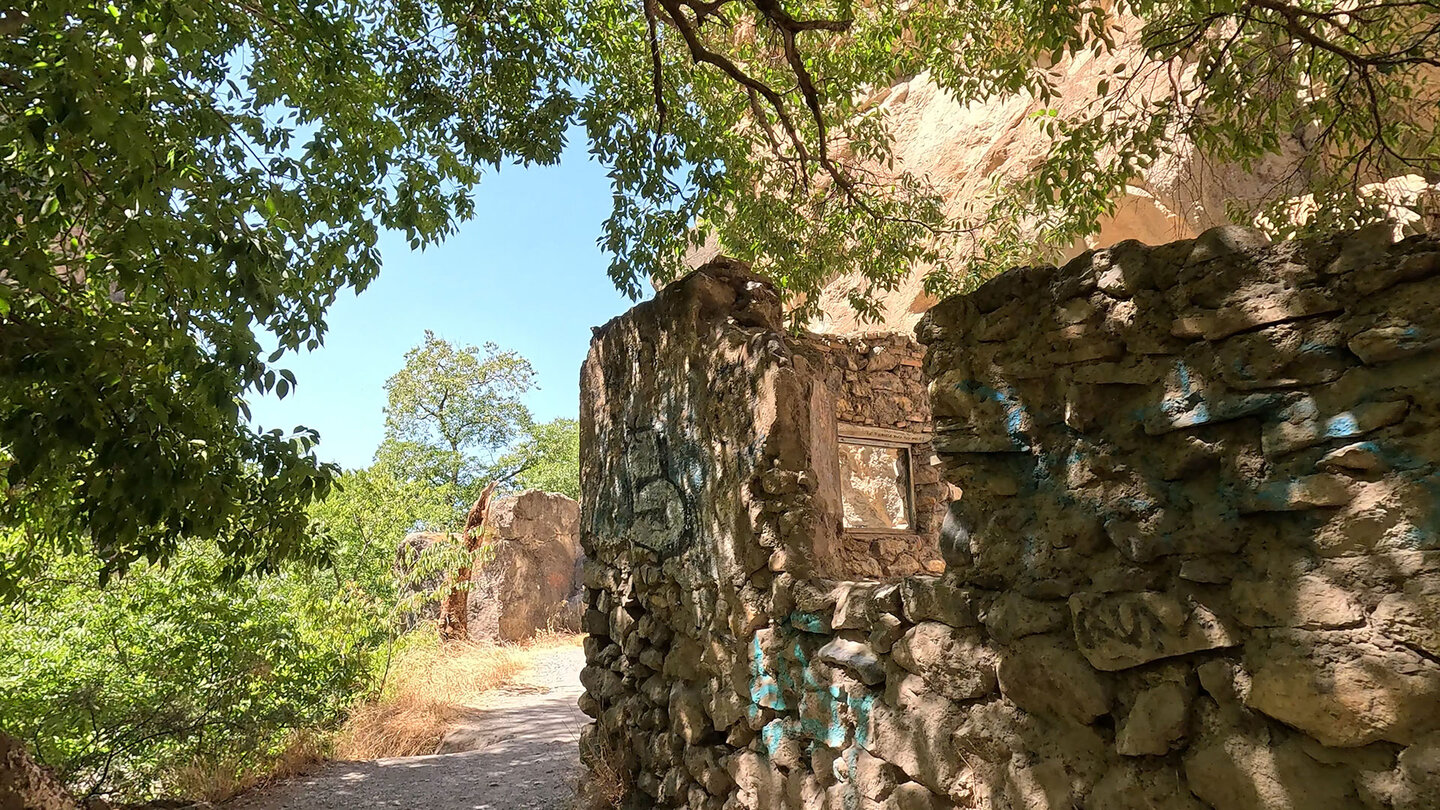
[1324,412,1361,438]
[956,379,1029,447]
[789,611,829,634]
[749,635,785,711]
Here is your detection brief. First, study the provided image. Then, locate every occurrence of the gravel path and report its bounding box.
[228,644,587,810]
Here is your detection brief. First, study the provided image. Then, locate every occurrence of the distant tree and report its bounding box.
[380,332,535,505]
[498,418,581,501]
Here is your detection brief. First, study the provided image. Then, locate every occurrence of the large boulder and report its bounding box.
[486,490,584,641]
[400,490,583,642]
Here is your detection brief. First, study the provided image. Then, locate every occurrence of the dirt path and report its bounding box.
[228,644,588,810]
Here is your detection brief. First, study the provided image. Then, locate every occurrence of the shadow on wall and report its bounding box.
[576,228,1440,810]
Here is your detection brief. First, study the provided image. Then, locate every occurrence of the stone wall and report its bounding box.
[578,231,1440,810]
[790,333,945,580]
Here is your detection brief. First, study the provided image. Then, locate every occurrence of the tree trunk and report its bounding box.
[0,731,75,810]
[438,481,499,643]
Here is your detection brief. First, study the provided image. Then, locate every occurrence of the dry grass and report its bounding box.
[167,729,330,804]
[574,730,630,810]
[334,631,582,760]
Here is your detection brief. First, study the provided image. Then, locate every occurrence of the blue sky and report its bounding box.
[248,135,643,470]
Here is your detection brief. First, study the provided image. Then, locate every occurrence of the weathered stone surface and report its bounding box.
[1116,682,1190,756]
[891,622,997,702]
[1070,591,1239,671]
[982,593,1067,642]
[1229,573,1365,629]
[1184,733,1362,809]
[900,577,977,627]
[996,635,1112,725]
[580,236,1440,809]
[1088,762,1206,810]
[0,732,75,810]
[817,638,887,686]
[1245,630,1440,747]
[1371,574,1440,657]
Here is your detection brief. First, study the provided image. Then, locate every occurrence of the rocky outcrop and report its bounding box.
[486,490,584,641]
[401,490,582,642]
[1,731,75,810]
[579,231,1440,809]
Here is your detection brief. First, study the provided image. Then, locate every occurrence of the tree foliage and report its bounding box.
[379,331,535,501]
[0,538,381,800]
[586,0,1440,312]
[498,418,581,501]
[6,0,1435,577]
[0,0,574,583]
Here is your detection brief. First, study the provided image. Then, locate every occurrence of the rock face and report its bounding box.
[402,490,582,642]
[579,233,1440,810]
[779,27,1438,336]
[485,491,584,641]
[0,731,74,810]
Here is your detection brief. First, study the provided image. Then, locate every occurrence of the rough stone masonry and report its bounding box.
[576,228,1440,809]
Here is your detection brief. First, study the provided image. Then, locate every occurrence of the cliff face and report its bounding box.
[806,55,1304,335]
[801,45,1436,335]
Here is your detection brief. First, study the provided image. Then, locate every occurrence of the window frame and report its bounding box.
[835,423,930,536]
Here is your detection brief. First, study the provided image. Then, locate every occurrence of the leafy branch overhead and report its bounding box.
[3,0,1436,578]
[602,0,1439,310]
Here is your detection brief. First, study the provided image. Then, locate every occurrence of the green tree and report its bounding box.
[0,0,575,586]
[498,418,581,501]
[7,0,1436,585]
[580,0,1440,314]
[380,332,535,503]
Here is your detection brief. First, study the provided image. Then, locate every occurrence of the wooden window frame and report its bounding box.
[835,424,931,536]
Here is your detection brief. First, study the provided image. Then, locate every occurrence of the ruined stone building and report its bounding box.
[577,227,1440,809]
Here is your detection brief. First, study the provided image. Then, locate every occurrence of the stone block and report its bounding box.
[1371,573,1440,657]
[1262,399,1409,457]
[1071,591,1239,671]
[900,576,977,627]
[1349,324,1440,365]
[996,634,1112,724]
[1116,682,1190,756]
[1229,573,1365,629]
[1245,628,1440,746]
[1241,473,1356,512]
[817,638,887,686]
[982,592,1068,642]
[891,622,997,702]
[1184,734,1361,809]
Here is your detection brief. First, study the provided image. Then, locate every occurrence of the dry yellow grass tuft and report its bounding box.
[168,729,330,803]
[334,632,582,761]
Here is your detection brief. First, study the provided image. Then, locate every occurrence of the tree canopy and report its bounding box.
[379,330,535,500]
[4,0,1435,579]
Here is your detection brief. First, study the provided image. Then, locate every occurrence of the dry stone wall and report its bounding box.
[578,230,1440,810]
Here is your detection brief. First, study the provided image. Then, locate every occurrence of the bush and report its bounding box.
[0,546,386,801]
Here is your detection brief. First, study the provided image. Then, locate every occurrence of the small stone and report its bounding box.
[1319,442,1389,472]
[817,638,887,686]
[869,613,906,654]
